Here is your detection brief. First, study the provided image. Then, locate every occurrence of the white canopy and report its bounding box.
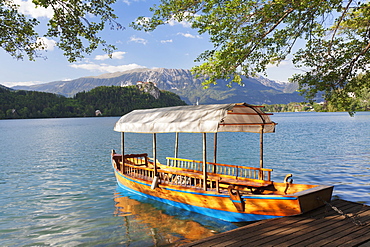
[114,103,276,134]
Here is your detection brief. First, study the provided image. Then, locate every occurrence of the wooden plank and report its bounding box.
[219,177,272,188]
[181,225,255,247]
[213,218,318,247]
[273,218,356,246]
[160,165,271,188]
[325,224,370,247]
[181,218,284,247]
[301,199,366,219]
[307,225,370,247]
[312,211,370,247]
[187,205,351,247]
[227,112,274,116]
[219,123,276,126]
[167,157,273,172]
[184,217,310,247]
[358,240,370,247]
[230,215,348,247]
[256,222,337,245]
[250,202,370,247]
[186,199,366,246]
[181,199,370,247]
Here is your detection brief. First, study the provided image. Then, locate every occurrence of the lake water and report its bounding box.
[1,112,369,246]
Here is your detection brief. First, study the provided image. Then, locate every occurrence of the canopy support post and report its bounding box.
[121,132,125,163]
[153,133,158,176]
[175,132,179,158]
[203,133,207,191]
[175,132,179,167]
[259,126,264,179]
[213,133,217,173]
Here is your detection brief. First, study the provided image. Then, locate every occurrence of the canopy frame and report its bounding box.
[114,103,276,134]
[115,103,276,191]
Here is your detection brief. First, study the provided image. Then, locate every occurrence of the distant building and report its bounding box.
[136,81,157,87]
[120,81,137,87]
[95,110,102,116]
[348,92,356,98]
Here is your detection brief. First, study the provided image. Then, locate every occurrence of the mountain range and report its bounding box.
[11,68,304,105]
[1,84,13,91]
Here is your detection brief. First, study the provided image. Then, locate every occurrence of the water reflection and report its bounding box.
[113,188,238,246]
[1,114,369,246]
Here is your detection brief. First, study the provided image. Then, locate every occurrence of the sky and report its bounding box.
[0,0,301,88]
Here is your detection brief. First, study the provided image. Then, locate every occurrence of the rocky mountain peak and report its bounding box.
[136,81,161,99]
[11,68,303,105]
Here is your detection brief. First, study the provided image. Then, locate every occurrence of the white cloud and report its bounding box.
[160,39,173,44]
[167,12,194,28]
[122,0,140,5]
[14,0,54,18]
[37,37,56,51]
[135,13,193,29]
[129,36,148,45]
[177,32,201,39]
[94,51,126,61]
[2,77,74,88]
[70,62,146,73]
[2,80,44,87]
[134,17,151,26]
[266,59,291,68]
[168,19,192,28]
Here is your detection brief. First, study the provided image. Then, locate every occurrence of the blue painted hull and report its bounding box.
[114,170,284,222]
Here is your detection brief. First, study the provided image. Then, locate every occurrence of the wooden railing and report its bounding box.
[157,167,219,190]
[124,163,155,181]
[113,153,273,191]
[113,153,150,176]
[124,153,148,166]
[166,157,272,182]
[113,153,219,190]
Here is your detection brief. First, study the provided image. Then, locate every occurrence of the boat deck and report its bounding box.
[181,199,370,247]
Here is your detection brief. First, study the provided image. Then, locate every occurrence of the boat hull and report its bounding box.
[113,168,333,222]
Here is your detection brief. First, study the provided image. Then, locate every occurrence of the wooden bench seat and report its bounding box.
[158,167,272,189]
[158,167,205,179]
[218,177,272,188]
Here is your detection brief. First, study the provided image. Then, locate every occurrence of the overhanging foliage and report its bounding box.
[133,0,370,113]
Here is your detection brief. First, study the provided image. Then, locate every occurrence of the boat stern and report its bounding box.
[271,181,334,215]
[295,185,334,213]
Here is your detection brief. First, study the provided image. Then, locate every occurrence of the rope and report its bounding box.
[317,197,365,226]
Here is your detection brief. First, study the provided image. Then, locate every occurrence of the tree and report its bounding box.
[133,0,370,112]
[0,0,122,62]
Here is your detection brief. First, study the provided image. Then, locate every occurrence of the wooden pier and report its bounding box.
[181,199,370,246]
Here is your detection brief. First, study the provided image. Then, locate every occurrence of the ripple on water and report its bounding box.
[1,114,369,246]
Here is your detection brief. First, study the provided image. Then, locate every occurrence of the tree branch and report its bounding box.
[233,7,294,70]
[328,0,353,53]
[338,40,370,86]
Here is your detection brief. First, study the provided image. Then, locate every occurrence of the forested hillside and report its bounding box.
[0,85,186,119]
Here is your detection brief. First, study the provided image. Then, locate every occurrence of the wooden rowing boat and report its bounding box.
[111,103,333,222]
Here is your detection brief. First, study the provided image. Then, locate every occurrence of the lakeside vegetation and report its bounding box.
[263,91,370,113]
[2,83,369,120]
[0,86,186,119]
